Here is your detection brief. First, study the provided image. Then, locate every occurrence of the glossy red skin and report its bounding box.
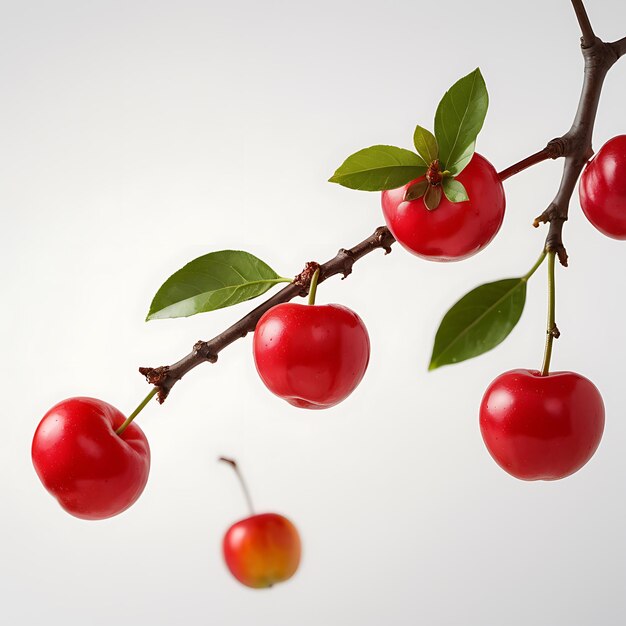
[223,513,301,588]
[381,153,505,261]
[253,303,370,409]
[580,135,626,239]
[480,369,604,481]
[32,397,150,520]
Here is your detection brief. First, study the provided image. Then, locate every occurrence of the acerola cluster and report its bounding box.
[31,66,626,589]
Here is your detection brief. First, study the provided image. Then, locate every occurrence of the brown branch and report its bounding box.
[571,0,596,47]
[140,0,625,401]
[531,27,619,266]
[140,226,396,402]
[499,1,622,266]
[498,140,565,181]
[610,36,626,58]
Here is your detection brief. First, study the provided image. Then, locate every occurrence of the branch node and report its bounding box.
[533,203,568,228]
[533,202,570,266]
[546,138,567,158]
[139,365,169,385]
[571,0,596,49]
[545,225,569,267]
[549,324,561,339]
[556,247,569,267]
[293,261,321,293]
[374,226,394,254]
[138,366,171,403]
[337,248,356,279]
[193,340,218,363]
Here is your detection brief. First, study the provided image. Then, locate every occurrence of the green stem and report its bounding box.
[523,250,548,281]
[308,268,320,305]
[116,387,158,436]
[540,251,557,376]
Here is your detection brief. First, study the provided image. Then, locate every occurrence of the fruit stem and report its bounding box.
[116,387,158,436]
[522,250,547,281]
[219,457,255,515]
[540,251,558,376]
[307,268,320,305]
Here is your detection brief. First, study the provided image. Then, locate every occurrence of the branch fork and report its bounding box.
[502,3,625,266]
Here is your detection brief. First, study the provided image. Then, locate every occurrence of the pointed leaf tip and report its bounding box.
[434,68,488,175]
[413,126,438,164]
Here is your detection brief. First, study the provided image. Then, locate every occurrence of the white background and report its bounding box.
[2,1,626,624]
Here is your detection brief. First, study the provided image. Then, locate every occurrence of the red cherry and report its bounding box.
[479,369,605,481]
[32,397,150,520]
[381,153,505,261]
[579,135,626,239]
[223,513,302,589]
[253,303,370,409]
[220,457,301,589]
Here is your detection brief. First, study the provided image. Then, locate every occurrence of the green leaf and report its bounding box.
[429,278,527,370]
[434,68,488,173]
[147,250,288,320]
[329,145,427,191]
[413,126,438,164]
[442,177,469,203]
[447,141,475,176]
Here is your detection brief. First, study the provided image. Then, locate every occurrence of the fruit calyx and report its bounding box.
[404,159,450,210]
